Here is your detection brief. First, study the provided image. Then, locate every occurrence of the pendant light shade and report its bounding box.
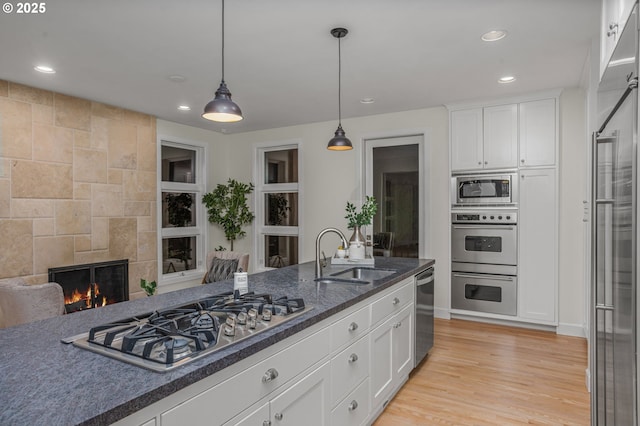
[202,0,243,123]
[328,27,352,151]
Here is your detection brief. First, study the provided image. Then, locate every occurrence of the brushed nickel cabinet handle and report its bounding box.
[392,297,400,305]
[348,400,359,411]
[262,368,279,383]
[348,321,358,332]
[275,412,283,421]
[348,353,359,363]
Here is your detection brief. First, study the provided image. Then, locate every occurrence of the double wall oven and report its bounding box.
[450,172,518,316]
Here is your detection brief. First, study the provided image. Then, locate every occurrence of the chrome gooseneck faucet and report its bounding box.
[315,227,348,278]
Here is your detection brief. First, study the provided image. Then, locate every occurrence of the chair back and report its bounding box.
[0,278,65,328]
[202,251,250,283]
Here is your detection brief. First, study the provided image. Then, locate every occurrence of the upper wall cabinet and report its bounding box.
[519,99,556,168]
[451,104,518,172]
[450,96,557,172]
[601,0,636,79]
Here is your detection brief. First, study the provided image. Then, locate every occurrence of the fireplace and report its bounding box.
[48,259,129,313]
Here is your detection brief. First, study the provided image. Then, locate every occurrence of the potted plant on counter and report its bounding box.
[202,179,255,251]
[344,195,378,259]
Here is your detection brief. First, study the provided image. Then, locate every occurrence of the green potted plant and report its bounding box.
[202,179,255,251]
[344,196,378,259]
[140,278,157,296]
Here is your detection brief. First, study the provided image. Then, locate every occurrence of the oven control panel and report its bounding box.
[451,211,517,224]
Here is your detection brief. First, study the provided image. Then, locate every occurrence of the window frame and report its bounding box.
[157,138,208,286]
[253,140,303,272]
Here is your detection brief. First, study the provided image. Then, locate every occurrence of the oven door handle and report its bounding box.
[452,273,515,282]
[452,225,516,230]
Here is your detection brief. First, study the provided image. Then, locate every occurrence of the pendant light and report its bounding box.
[202,0,243,123]
[327,27,353,151]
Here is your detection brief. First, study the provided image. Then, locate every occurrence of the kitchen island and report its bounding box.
[0,257,433,426]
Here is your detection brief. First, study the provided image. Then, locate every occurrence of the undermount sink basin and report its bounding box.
[313,276,369,285]
[330,267,397,281]
[313,267,397,285]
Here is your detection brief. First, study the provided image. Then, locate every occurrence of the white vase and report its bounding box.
[349,226,366,260]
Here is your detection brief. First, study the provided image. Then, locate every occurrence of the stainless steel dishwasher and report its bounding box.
[415,267,434,367]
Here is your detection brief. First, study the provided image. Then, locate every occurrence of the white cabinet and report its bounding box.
[519,99,556,167]
[451,104,518,171]
[451,108,483,171]
[269,362,331,426]
[518,168,557,323]
[331,378,370,426]
[161,327,331,425]
[330,335,369,405]
[601,0,636,78]
[229,363,331,426]
[483,104,519,169]
[370,303,414,412]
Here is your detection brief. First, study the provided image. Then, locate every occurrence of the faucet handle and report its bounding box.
[321,251,328,267]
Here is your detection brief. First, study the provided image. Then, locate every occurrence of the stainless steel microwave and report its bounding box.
[451,172,517,206]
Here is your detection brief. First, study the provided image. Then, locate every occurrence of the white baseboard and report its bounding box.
[434,307,450,319]
[557,322,587,338]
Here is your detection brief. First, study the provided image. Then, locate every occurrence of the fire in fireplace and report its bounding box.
[48,259,129,313]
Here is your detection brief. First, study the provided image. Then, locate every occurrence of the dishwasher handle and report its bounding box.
[416,268,434,286]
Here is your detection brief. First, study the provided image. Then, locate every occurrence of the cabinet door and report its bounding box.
[483,104,518,169]
[392,303,414,380]
[519,99,556,167]
[451,108,483,171]
[369,303,414,411]
[370,314,394,410]
[518,168,557,323]
[269,362,331,426]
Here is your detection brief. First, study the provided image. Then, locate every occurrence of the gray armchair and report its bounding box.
[202,251,250,284]
[0,277,65,328]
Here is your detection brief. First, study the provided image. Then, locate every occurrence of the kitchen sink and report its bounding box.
[330,267,397,281]
[313,276,369,285]
[313,267,397,285]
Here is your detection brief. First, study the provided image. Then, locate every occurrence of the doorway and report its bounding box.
[365,135,425,258]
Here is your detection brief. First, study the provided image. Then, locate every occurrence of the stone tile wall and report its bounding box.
[0,80,157,298]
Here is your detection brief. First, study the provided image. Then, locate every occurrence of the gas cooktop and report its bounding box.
[63,291,312,372]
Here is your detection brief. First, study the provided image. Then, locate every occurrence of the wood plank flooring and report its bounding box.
[373,318,590,425]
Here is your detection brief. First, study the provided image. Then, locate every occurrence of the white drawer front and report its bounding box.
[330,334,370,406]
[371,278,414,326]
[331,378,370,426]
[330,305,370,353]
[161,327,331,426]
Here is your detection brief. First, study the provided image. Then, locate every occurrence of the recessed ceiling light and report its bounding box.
[498,76,516,84]
[34,65,56,74]
[168,75,186,83]
[481,30,507,42]
[177,105,191,111]
[360,97,375,104]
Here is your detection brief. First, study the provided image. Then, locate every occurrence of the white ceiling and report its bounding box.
[0,0,600,134]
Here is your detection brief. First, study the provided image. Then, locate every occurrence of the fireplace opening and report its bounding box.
[48,259,129,313]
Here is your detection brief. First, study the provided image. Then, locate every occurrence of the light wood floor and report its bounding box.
[373,318,590,425]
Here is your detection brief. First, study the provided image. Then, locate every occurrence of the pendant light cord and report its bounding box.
[221,0,225,82]
[338,35,342,126]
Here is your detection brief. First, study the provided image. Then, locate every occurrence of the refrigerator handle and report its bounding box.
[592,132,616,310]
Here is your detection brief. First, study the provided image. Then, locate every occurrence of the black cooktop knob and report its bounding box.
[490,215,495,219]
[506,215,511,220]
[482,215,487,219]
[498,215,503,220]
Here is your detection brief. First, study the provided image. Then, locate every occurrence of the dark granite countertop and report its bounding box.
[0,257,433,426]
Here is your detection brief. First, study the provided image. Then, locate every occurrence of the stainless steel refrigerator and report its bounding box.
[592,6,638,425]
